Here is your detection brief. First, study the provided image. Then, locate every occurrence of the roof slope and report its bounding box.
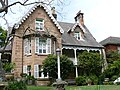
[59,22,103,48]
[0,43,11,52]
[100,36,120,45]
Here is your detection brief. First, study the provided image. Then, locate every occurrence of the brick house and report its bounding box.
[100,36,120,52]
[0,3,107,85]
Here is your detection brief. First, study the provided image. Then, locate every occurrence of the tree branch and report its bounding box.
[0,0,54,13]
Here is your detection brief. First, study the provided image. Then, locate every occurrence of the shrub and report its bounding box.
[89,75,98,85]
[75,76,87,86]
[5,80,27,90]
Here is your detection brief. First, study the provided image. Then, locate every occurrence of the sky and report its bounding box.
[0,0,120,42]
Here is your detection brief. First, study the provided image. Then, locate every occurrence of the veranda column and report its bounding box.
[102,49,108,72]
[0,53,1,60]
[74,49,78,77]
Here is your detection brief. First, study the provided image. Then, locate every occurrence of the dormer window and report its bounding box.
[74,32,81,40]
[35,18,44,31]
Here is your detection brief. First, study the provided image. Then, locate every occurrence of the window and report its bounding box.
[23,65,31,76]
[34,65,48,78]
[118,47,120,53]
[24,38,31,55]
[35,18,44,31]
[35,38,51,54]
[74,32,81,40]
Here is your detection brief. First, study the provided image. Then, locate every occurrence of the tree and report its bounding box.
[78,51,103,76]
[106,50,120,64]
[0,27,7,48]
[101,51,120,81]
[42,54,74,80]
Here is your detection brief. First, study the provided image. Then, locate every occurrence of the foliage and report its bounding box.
[106,51,120,64]
[3,63,15,73]
[89,75,98,85]
[0,27,7,47]
[26,75,35,80]
[43,54,74,80]
[75,76,87,86]
[4,80,27,90]
[101,60,120,81]
[78,51,103,76]
[99,51,120,83]
[75,75,98,86]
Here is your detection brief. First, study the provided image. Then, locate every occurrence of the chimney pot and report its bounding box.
[51,7,57,19]
[74,10,84,25]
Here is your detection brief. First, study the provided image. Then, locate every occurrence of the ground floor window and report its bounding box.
[34,64,48,78]
[23,65,31,76]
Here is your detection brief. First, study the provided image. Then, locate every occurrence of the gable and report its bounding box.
[13,3,64,34]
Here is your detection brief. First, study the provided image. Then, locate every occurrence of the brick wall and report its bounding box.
[105,44,118,52]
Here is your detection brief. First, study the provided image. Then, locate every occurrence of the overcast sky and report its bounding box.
[0,0,120,42]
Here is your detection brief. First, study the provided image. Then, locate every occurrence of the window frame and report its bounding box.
[35,18,44,31]
[24,38,31,55]
[34,64,48,78]
[74,32,81,40]
[35,37,51,55]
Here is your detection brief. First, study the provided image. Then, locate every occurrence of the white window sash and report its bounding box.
[24,38,31,55]
[35,38,39,53]
[35,19,44,31]
[47,38,51,54]
[34,65,39,78]
[23,65,27,74]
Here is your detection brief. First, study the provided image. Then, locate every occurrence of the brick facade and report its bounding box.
[105,44,118,52]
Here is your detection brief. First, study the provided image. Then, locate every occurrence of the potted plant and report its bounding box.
[26,75,35,85]
[3,63,15,81]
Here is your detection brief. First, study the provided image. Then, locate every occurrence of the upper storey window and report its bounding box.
[35,18,44,31]
[74,32,81,40]
[24,38,31,55]
[35,37,51,54]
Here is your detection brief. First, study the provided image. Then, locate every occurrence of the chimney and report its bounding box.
[51,7,57,20]
[74,10,84,25]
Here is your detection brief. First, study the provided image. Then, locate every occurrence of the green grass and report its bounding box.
[28,85,120,90]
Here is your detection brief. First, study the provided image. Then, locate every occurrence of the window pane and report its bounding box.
[43,49,46,53]
[39,49,42,53]
[39,65,42,77]
[35,19,44,31]
[44,72,47,77]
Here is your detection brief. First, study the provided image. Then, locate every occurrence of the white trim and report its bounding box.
[62,46,101,52]
[14,3,64,34]
[23,65,27,74]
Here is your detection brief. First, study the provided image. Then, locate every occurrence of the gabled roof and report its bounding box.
[0,43,11,52]
[100,36,120,46]
[67,23,86,33]
[14,3,64,34]
[59,22,103,48]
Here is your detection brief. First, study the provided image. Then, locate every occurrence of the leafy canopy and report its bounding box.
[42,54,74,80]
[0,27,7,47]
[78,51,103,76]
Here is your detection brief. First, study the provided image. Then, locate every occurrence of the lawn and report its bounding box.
[28,85,120,90]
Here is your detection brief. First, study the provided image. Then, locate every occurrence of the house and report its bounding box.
[0,3,106,85]
[100,36,120,52]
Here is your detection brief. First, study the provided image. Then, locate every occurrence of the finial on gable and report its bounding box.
[74,10,84,26]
